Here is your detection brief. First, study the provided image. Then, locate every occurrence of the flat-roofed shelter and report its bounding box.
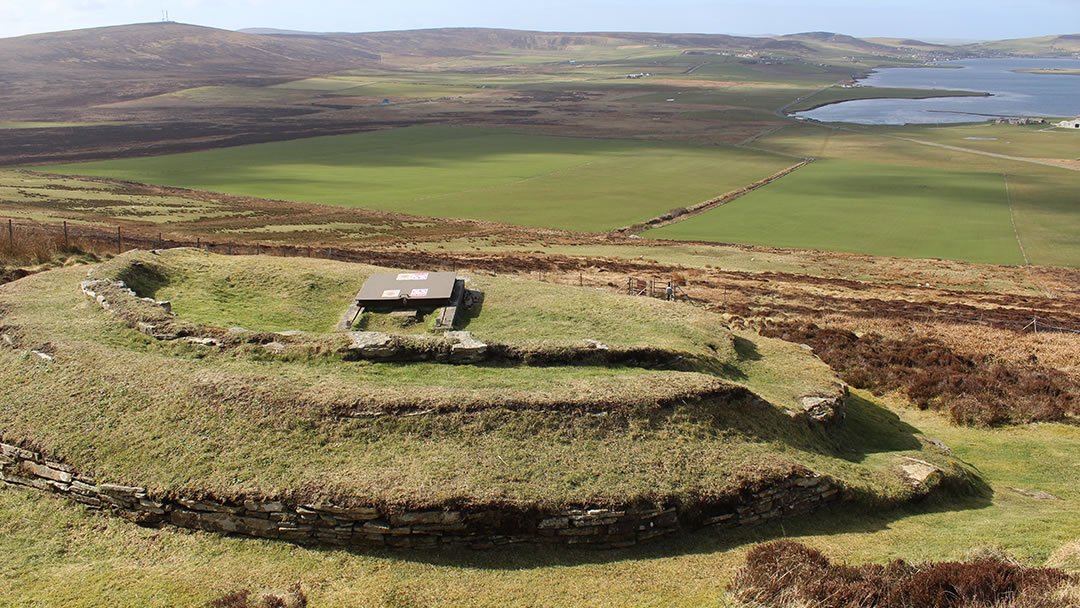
[337,271,473,332]
[355,271,459,309]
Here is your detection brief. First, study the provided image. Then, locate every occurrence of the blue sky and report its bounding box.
[2,0,1076,40]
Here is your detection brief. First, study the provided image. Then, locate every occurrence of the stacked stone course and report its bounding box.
[1,441,843,550]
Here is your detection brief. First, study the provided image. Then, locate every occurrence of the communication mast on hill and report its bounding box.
[161,9,170,22]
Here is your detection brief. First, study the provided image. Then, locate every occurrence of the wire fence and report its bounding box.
[4,217,1079,335]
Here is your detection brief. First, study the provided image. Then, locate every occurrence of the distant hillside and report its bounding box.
[867,37,956,50]
[237,27,333,36]
[0,22,380,77]
[2,22,1073,117]
[0,22,382,113]
[326,27,627,57]
[781,31,907,55]
[969,33,1080,56]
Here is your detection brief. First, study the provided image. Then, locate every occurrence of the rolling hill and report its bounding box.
[4,21,1073,116]
[0,22,382,112]
[970,33,1080,56]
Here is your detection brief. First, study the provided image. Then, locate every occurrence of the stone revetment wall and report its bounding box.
[1,441,842,550]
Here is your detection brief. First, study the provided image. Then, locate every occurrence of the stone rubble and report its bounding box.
[798,384,848,427]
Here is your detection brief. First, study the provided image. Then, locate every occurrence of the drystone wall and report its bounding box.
[1,441,842,550]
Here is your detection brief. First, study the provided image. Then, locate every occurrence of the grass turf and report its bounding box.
[31,126,793,232]
[104,248,740,360]
[646,159,1025,265]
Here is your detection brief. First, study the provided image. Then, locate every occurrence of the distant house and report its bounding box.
[994,117,1048,125]
[1058,117,1080,129]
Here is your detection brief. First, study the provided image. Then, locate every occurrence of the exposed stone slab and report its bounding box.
[1009,487,1061,501]
[899,457,943,488]
[19,461,72,484]
[347,331,398,358]
[97,483,146,497]
[446,331,487,363]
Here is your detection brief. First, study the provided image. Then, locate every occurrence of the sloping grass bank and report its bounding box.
[1,401,1076,607]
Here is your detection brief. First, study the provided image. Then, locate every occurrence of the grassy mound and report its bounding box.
[0,250,966,511]
[90,248,739,365]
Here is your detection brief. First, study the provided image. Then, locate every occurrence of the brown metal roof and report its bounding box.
[356,271,458,304]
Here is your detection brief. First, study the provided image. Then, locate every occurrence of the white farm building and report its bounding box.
[1058,116,1080,129]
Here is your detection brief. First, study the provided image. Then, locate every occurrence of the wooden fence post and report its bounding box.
[7,219,12,250]
[117,226,122,254]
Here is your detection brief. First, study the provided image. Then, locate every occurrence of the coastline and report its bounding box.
[1011,68,1080,75]
[790,90,991,113]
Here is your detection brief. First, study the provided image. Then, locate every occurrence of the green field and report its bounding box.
[880,122,1080,160]
[648,159,1026,265]
[727,123,1080,266]
[146,86,311,104]
[35,126,793,232]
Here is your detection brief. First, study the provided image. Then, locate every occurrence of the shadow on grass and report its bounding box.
[450,289,483,331]
[670,391,923,464]
[720,336,761,381]
[111,257,171,298]
[831,393,924,461]
[326,487,993,571]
